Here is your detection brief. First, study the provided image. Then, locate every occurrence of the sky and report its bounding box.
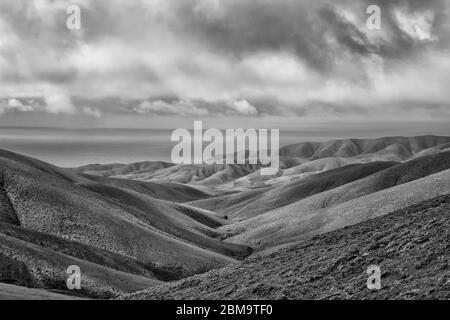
[0,0,450,131]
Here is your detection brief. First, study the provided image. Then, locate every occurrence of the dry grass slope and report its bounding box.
[124,194,450,300]
[1,136,449,299]
[190,161,397,220]
[0,148,252,298]
[0,283,86,300]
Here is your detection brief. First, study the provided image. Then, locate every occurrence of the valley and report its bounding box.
[0,135,449,299]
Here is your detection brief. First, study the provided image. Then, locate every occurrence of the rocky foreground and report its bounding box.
[125,194,450,300]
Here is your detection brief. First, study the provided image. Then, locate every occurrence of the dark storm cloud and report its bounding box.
[0,0,449,120]
[167,0,449,72]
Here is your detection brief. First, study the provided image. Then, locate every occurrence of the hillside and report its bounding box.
[0,148,252,298]
[224,167,450,249]
[0,225,163,298]
[1,135,449,300]
[74,161,175,177]
[124,194,450,300]
[0,283,85,300]
[189,161,397,219]
[77,174,217,203]
[119,163,260,185]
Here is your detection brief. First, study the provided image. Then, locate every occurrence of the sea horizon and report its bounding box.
[1,124,450,167]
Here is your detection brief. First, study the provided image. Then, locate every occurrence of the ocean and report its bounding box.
[0,127,173,167]
[0,127,306,167]
[1,124,448,167]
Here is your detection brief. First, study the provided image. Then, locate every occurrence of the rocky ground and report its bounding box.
[125,194,450,300]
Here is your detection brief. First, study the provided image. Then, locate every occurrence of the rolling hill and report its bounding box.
[0,148,252,298]
[75,161,175,177]
[279,135,450,161]
[74,136,450,190]
[224,166,450,249]
[1,134,449,299]
[224,149,450,222]
[189,161,397,220]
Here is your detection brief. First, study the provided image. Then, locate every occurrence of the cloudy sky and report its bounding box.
[0,0,449,130]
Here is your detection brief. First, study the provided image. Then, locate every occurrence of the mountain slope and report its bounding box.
[0,222,177,282]
[225,168,450,249]
[74,161,175,177]
[0,283,85,300]
[225,149,450,229]
[124,194,450,300]
[0,227,162,298]
[0,148,252,298]
[79,182,251,258]
[189,161,397,220]
[2,135,449,300]
[78,174,215,203]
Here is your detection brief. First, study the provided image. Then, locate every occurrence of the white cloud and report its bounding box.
[7,98,34,111]
[134,100,209,116]
[394,9,437,42]
[44,91,76,114]
[0,98,36,114]
[229,100,258,115]
[81,106,101,117]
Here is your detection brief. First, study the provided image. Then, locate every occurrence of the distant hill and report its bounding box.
[75,135,450,188]
[77,174,216,203]
[75,161,175,177]
[279,135,450,161]
[211,149,450,223]
[189,161,397,219]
